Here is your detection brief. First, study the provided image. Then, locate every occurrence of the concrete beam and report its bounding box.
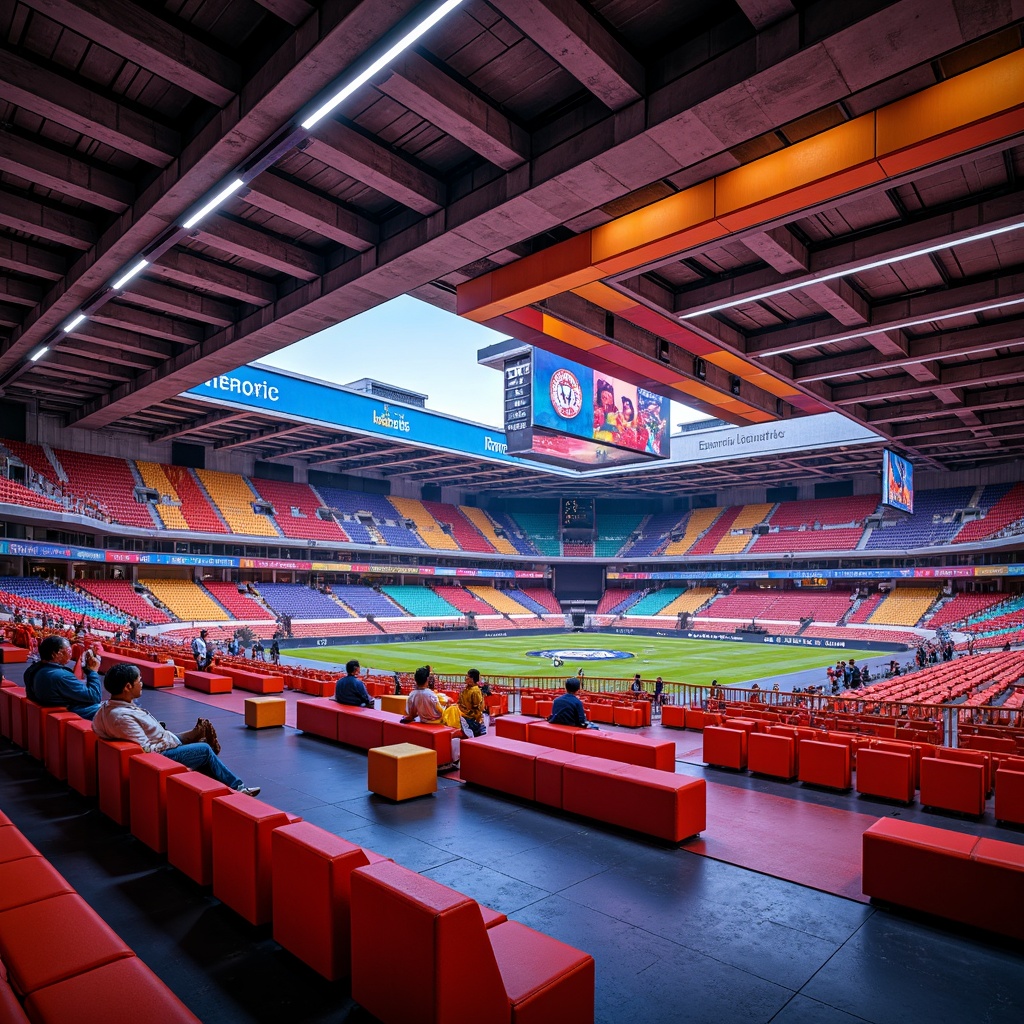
[735,0,796,30]
[0,238,65,282]
[149,410,253,443]
[120,279,239,329]
[0,189,96,250]
[213,424,309,450]
[191,217,323,281]
[250,0,315,26]
[144,251,277,306]
[90,302,206,347]
[0,278,43,308]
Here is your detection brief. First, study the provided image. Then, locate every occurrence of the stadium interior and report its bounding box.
[1,1,1024,1022]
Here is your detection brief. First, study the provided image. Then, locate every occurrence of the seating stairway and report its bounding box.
[466,586,526,615]
[195,470,280,537]
[203,583,275,620]
[487,511,539,555]
[459,506,517,554]
[953,482,1024,543]
[388,497,458,550]
[421,500,495,553]
[625,588,686,616]
[162,466,228,533]
[848,592,884,624]
[620,511,685,557]
[430,585,495,615]
[659,587,717,617]
[714,503,773,554]
[249,479,350,542]
[0,439,60,484]
[134,463,189,530]
[515,587,562,614]
[684,508,736,556]
[139,579,230,622]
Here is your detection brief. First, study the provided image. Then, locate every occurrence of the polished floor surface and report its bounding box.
[1,667,1022,1024]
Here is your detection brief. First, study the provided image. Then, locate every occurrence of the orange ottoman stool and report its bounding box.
[129,753,189,853]
[65,718,99,797]
[211,794,299,925]
[244,696,286,729]
[44,711,80,781]
[368,742,437,801]
[97,739,143,826]
[271,822,389,980]
[166,773,234,886]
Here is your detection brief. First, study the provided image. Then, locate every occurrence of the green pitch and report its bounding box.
[282,632,881,687]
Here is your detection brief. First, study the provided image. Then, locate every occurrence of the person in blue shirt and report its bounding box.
[335,659,373,708]
[24,635,103,719]
[548,677,596,728]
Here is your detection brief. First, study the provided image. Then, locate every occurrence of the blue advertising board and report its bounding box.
[882,449,914,513]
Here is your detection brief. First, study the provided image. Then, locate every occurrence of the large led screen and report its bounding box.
[881,449,914,514]
[532,349,670,458]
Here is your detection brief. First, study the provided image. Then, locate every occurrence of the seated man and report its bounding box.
[92,663,260,796]
[335,658,374,708]
[457,668,487,737]
[401,666,442,724]
[24,635,104,719]
[548,677,597,729]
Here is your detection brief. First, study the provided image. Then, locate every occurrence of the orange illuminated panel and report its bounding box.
[540,313,608,351]
[571,281,636,312]
[746,371,800,399]
[706,351,756,376]
[716,116,884,231]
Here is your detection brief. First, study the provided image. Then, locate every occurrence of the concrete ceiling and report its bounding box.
[0,0,1022,493]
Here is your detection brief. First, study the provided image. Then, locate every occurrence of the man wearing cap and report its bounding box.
[548,677,597,729]
[335,659,374,708]
[191,629,212,671]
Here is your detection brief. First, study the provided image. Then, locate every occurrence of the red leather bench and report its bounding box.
[936,746,994,794]
[862,818,1024,941]
[573,729,675,771]
[855,748,914,804]
[798,740,851,790]
[535,750,608,808]
[612,704,643,727]
[6,688,27,748]
[338,706,393,750]
[221,667,284,694]
[183,670,232,694]
[166,773,234,886]
[64,718,98,797]
[351,860,594,1024]
[525,721,578,752]
[129,752,189,854]
[494,714,532,741]
[381,720,457,765]
[460,735,539,801]
[920,757,985,816]
[0,643,28,663]
[99,651,175,688]
[0,856,75,914]
[660,705,686,728]
[296,698,347,741]
[24,701,67,762]
[520,694,538,715]
[994,767,1024,825]
[747,732,796,780]
[43,711,79,781]
[96,739,143,826]
[703,726,748,771]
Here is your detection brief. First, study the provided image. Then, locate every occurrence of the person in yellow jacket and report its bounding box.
[458,669,487,737]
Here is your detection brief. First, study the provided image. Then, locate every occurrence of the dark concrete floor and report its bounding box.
[1,667,1022,1024]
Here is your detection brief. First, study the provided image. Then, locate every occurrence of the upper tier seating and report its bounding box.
[689,508,739,556]
[953,482,1024,543]
[162,465,228,533]
[594,513,645,557]
[389,497,459,550]
[620,511,685,557]
[511,588,560,614]
[0,476,65,513]
[460,506,517,554]
[865,486,975,549]
[508,512,560,556]
[314,488,424,548]
[714,503,773,555]
[927,593,1007,629]
[256,583,352,620]
[848,592,885,624]
[760,588,855,623]
[381,586,460,617]
[330,585,400,618]
[562,540,593,557]
[203,582,275,620]
[76,580,172,624]
[140,579,230,621]
[869,586,942,626]
[768,495,878,527]
[486,511,539,555]
[0,577,127,625]
[422,501,495,553]
[659,587,717,617]
[749,527,865,553]
[1,439,59,483]
[430,585,495,615]
[53,449,156,529]
[700,588,777,621]
[626,588,687,616]
[465,586,525,614]
[664,507,721,555]
[249,479,350,543]
[136,462,189,530]
[196,469,279,537]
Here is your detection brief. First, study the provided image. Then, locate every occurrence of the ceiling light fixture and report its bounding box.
[182,178,245,230]
[679,220,1024,320]
[111,259,149,290]
[300,0,465,130]
[62,313,87,333]
[29,346,49,362]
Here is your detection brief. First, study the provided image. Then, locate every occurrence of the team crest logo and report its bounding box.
[549,369,582,419]
[527,649,634,661]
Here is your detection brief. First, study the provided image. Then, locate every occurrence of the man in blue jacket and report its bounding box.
[334,659,374,708]
[24,635,103,719]
[548,677,597,729]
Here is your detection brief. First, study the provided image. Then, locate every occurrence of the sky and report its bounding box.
[262,295,711,432]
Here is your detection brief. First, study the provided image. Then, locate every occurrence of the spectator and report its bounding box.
[653,676,664,707]
[401,666,442,724]
[92,663,259,796]
[458,669,487,737]
[24,636,103,719]
[548,677,596,729]
[335,659,373,708]
[191,630,212,671]
[270,638,280,665]
[631,674,643,693]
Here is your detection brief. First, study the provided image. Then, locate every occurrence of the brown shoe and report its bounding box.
[205,723,221,755]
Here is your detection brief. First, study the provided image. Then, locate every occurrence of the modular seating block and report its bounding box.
[535,750,607,808]
[351,860,594,1024]
[24,955,202,1024]
[660,705,686,729]
[0,856,75,914]
[520,694,538,716]
[798,740,852,791]
[525,721,577,752]
[612,704,642,728]
[379,694,406,715]
[535,700,554,718]
[25,701,66,762]
[381,721,455,765]
[920,757,985,816]
[573,730,675,772]
[494,715,532,741]
[0,893,134,996]
[8,689,27,748]
[588,703,614,725]
[0,685,9,739]
[461,736,539,801]
[226,668,284,694]
[994,768,1024,825]
[211,794,299,925]
[0,827,41,865]
[100,652,175,688]
[747,732,796,780]
[271,822,388,981]
[368,743,438,801]
[96,739,143,825]
[43,711,79,781]
[703,726,748,771]
[686,708,708,731]
[562,761,706,843]
[166,773,234,886]
[244,696,286,729]
[295,698,345,740]
[183,670,232,694]
[129,753,189,853]
[65,718,98,797]
[337,707,391,750]
[725,718,759,737]
[968,838,1024,940]
[0,643,28,663]
[936,746,994,794]
[855,748,914,804]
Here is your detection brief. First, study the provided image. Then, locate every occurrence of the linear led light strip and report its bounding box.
[754,296,1024,357]
[31,0,465,366]
[679,220,1024,320]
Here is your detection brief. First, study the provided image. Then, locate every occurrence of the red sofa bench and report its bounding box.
[99,651,174,688]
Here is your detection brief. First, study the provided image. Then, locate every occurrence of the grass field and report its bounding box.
[282,633,882,687]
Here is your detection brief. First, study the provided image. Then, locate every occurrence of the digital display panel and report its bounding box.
[882,449,914,514]
[561,497,595,529]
